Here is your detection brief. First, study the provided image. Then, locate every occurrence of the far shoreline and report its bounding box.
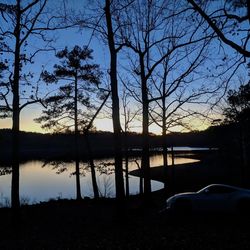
[0,147,213,166]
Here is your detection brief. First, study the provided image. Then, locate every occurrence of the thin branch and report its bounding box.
[187,0,250,57]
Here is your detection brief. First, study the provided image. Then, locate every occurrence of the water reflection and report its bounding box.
[0,153,199,206]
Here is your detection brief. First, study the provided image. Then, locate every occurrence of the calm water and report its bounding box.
[0,153,200,206]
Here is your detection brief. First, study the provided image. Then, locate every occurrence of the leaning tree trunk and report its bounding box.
[82,92,110,199]
[105,0,125,200]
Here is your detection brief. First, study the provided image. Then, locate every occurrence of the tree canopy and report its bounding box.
[224,81,250,123]
[36,45,102,132]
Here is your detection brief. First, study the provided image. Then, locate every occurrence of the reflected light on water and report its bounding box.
[0,153,198,206]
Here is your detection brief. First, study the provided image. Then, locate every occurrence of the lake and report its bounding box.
[0,150,200,206]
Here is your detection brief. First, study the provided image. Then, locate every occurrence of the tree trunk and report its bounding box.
[11,128,20,209]
[85,132,99,199]
[162,80,168,192]
[82,93,110,199]
[11,0,21,210]
[124,133,130,197]
[105,0,125,200]
[140,54,151,197]
[74,73,82,200]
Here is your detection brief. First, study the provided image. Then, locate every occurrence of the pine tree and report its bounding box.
[36,45,101,200]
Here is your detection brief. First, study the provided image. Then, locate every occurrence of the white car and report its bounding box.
[166,184,250,213]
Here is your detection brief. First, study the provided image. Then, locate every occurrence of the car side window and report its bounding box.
[206,186,236,194]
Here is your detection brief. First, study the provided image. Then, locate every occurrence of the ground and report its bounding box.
[1,190,250,249]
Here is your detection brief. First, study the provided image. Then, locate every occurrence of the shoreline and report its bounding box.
[0,149,212,166]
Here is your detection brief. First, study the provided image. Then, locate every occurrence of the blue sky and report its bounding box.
[0,0,113,132]
[0,0,248,134]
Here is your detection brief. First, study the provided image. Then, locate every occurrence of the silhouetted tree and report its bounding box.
[36,45,101,200]
[224,82,250,123]
[0,0,69,210]
[117,0,218,198]
[148,36,216,193]
[79,0,127,200]
[121,89,140,197]
[83,91,111,199]
[103,0,125,200]
[223,81,250,180]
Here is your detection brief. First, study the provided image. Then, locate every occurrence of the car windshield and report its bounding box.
[197,185,237,194]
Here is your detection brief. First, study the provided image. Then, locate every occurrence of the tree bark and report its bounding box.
[104,0,125,200]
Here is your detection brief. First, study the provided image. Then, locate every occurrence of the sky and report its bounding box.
[0,0,113,133]
[0,0,248,135]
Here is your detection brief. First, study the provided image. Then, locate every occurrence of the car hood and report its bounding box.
[167,192,196,202]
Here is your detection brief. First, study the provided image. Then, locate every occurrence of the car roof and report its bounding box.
[199,184,250,192]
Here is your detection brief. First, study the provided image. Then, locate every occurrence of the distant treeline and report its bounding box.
[0,124,248,162]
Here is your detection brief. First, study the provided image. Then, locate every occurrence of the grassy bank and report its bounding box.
[0,194,250,249]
